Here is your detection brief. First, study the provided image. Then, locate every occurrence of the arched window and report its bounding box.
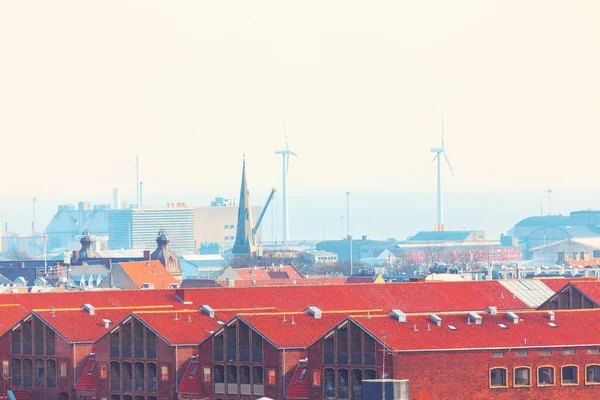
[214,365,225,395]
[324,368,335,400]
[514,367,531,387]
[46,359,57,388]
[562,365,579,386]
[34,359,44,387]
[538,366,555,386]
[351,369,363,399]
[110,361,121,391]
[338,369,349,399]
[586,364,600,384]
[22,358,33,388]
[147,362,157,392]
[490,367,507,388]
[11,358,21,387]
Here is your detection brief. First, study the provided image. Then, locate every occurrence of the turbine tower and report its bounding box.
[430,111,454,232]
[275,114,297,242]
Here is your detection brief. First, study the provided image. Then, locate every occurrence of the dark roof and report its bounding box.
[179,279,222,288]
[0,268,37,283]
[268,271,290,279]
[515,215,571,227]
[410,231,472,242]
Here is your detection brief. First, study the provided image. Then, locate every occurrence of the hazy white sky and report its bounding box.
[1,1,599,238]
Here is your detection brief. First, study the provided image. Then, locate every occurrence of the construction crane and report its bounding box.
[253,188,277,237]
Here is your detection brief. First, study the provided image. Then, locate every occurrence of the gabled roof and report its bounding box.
[178,360,200,394]
[228,265,303,281]
[117,260,178,289]
[410,231,473,242]
[0,304,29,336]
[351,309,600,352]
[238,313,352,349]
[34,308,134,343]
[133,310,227,346]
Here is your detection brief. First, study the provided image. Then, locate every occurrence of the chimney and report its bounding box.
[389,310,407,322]
[306,306,322,319]
[82,304,95,315]
[143,250,151,261]
[362,235,367,241]
[506,312,519,324]
[175,289,192,304]
[487,306,497,316]
[573,252,580,261]
[547,311,555,321]
[19,262,24,269]
[430,314,442,326]
[200,305,215,318]
[102,319,112,328]
[582,252,589,261]
[468,312,483,325]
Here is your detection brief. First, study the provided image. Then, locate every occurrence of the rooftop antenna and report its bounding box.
[136,155,140,207]
[430,109,455,232]
[275,114,298,243]
[175,313,179,321]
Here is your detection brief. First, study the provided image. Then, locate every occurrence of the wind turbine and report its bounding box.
[275,114,297,242]
[430,110,455,232]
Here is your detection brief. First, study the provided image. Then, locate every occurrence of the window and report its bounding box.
[491,351,504,358]
[60,362,67,378]
[2,361,8,377]
[99,364,108,380]
[586,365,600,384]
[563,349,576,355]
[267,369,276,385]
[490,368,507,388]
[313,371,321,387]
[588,349,600,354]
[189,364,199,379]
[514,367,531,387]
[160,366,169,381]
[203,367,211,383]
[562,365,578,385]
[538,366,555,386]
[515,350,528,357]
[539,349,552,356]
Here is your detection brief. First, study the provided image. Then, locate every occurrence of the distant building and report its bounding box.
[316,236,399,263]
[45,202,111,250]
[194,198,261,253]
[108,205,195,253]
[531,237,600,267]
[98,260,179,290]
[509,210,600,260]
[302,250,338,265]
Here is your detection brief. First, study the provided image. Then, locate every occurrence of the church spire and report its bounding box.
[232,157,256,256]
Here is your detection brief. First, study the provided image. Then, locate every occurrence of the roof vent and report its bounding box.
[142,283,155,289]
[468,312,483,325]
[291,316,296,325]
[506,312,519,324]
[547,311,555,321]
[306,306,322,319]
[389,310,407,323]
[200,305,215,318]
[487,306,497,316]
[430,314,442,327]
[102,319,112,328]
[82,304,95,315]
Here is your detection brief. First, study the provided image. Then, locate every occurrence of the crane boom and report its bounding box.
[254,188,277,235]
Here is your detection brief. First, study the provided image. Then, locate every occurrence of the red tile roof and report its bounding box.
[178,360,200,394]
[568,280,600,304]
[75,355,97,390]
[35,307,147,343]
[567,258,600,267]
[233,265,303,280]
[352,308,600,352]
[9,391,31,400]
[285,362,310,399]
[133,310,226,346]
[238,313,349,349]
[118,260,178,289]
[0,304,29,335]
[539,277,593,292]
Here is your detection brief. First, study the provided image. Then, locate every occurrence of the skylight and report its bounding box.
[448,325,458,330]
[548,322,557,328]
[498,324,508,329]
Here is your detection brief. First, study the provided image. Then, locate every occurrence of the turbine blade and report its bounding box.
[432,153,440,162]
[441,108,444,148]
[443,150,455,176]
[281,113,289,151]
[289,151,298,157]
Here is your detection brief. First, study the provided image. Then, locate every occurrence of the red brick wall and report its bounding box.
[392,347,600,400]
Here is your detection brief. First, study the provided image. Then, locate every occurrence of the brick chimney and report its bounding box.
[143,250,151,261]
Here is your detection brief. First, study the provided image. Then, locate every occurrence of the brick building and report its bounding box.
[0,278,598,399]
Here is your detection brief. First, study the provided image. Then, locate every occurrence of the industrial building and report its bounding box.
[45,202,111,251]
[108,205,195,254]
[508,210,600,260]
[194,197,261,254]
[530,237,600,267]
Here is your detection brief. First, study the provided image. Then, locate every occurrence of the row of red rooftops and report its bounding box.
[0,277,598,350]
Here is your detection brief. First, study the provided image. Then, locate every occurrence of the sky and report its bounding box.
[1,1,599,240]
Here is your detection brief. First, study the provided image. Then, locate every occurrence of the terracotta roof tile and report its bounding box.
[0,304,29,336]
[352,309,600,351]
[118,260,178,289]
[178,360,200,393]
[133,310,225,346]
